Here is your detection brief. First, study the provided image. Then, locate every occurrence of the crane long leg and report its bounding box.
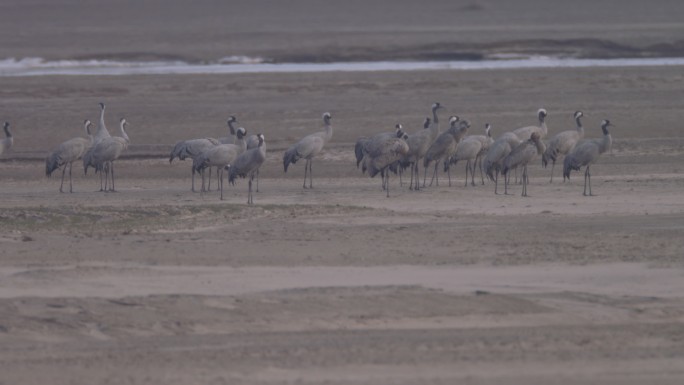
[478,156,485,185]
[414,162,421,191]
[429,163,437,187]
[110,162,116,192]
[255,168,260,193]
[386,168,390,198]
[504,171,510,195]
[550,161,556,183]
[494,170,499,195]
[216,167,221,192]
[464,161,469,187]
[422,162,428,187]
[309,159,313,188]
[447,162,452,187]
[302,159,308,188]
[470,159,477,186]
[104,164,109,192]
[69,162,74,193]
[191,167,196,192]
[522,165,528,197]
[584,165,594,196]
[60,164,67,193]
[408,162,414,190]
[219,168,224,200]
[248,174,254,204]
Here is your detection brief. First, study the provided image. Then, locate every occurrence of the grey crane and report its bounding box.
[193,127,247,200]
[542,110,585,182]
[502,132,546,196]
[93,102,111,142]
[82,102,114,190]
[483,132,522,194]
[512,108,548,141]
[169,116,240,192]
[245,129,267,193]
[355,124,404,170]
[454,123,495,186]
[219,116,238,144]
[357,125,406,191]
[283,112,333,189]
[402,102,444,190]
[228,134,267,205]
[563,119,613,196]
[367,133,410,197]
[0,122,13,157]
[449,125,491,187]
[85,118,130,192]
[46,119,94,193]
[424,117,468,186]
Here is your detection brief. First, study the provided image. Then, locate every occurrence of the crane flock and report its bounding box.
[2,102,616,204]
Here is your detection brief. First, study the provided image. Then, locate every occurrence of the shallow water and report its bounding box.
[2,56,684,77]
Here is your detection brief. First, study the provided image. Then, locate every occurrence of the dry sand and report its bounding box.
[2,1,684,384]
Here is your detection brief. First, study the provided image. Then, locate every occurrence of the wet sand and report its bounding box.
[2,1,684,384]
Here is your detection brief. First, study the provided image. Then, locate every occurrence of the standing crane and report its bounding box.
[563,119,613,196]
[283,112,333,189]
[84,118,130,192]
[46,120,93,193]
[193,127,247,200]
[0,122,13,157]
[542,110,585,182]
[424,117,469,187]
[228,134,267,205]
[502,132,546,196]
[483,132,521,194]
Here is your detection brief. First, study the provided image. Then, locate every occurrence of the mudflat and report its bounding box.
[1,1,684,384]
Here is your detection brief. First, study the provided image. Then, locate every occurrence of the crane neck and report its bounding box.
[431,107,441,136]
[3,124,10,138]
[575,115,584,137]
[599,132,612,154]
[119,121,130,143]
[322,120,333,142]
[228,119,237,136]
[538,116,547,136]
[236,134,247,152]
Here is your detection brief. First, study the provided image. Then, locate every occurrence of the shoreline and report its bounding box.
[4,56,684,77]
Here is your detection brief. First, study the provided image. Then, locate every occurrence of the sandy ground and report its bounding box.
[2,1,684,384]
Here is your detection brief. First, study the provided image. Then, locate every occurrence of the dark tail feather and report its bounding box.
[484,159,499,182]
[541,148,558,168]
[45,153,60,177]
[354,140,366,168]
[228,166,239,185]
[283,147,299,173]
[562,154,580,181]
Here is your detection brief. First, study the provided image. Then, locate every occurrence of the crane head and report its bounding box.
[601,120,612,135]
[449,116,460,126]
[423,117,431,129]
[395,124,404,137]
